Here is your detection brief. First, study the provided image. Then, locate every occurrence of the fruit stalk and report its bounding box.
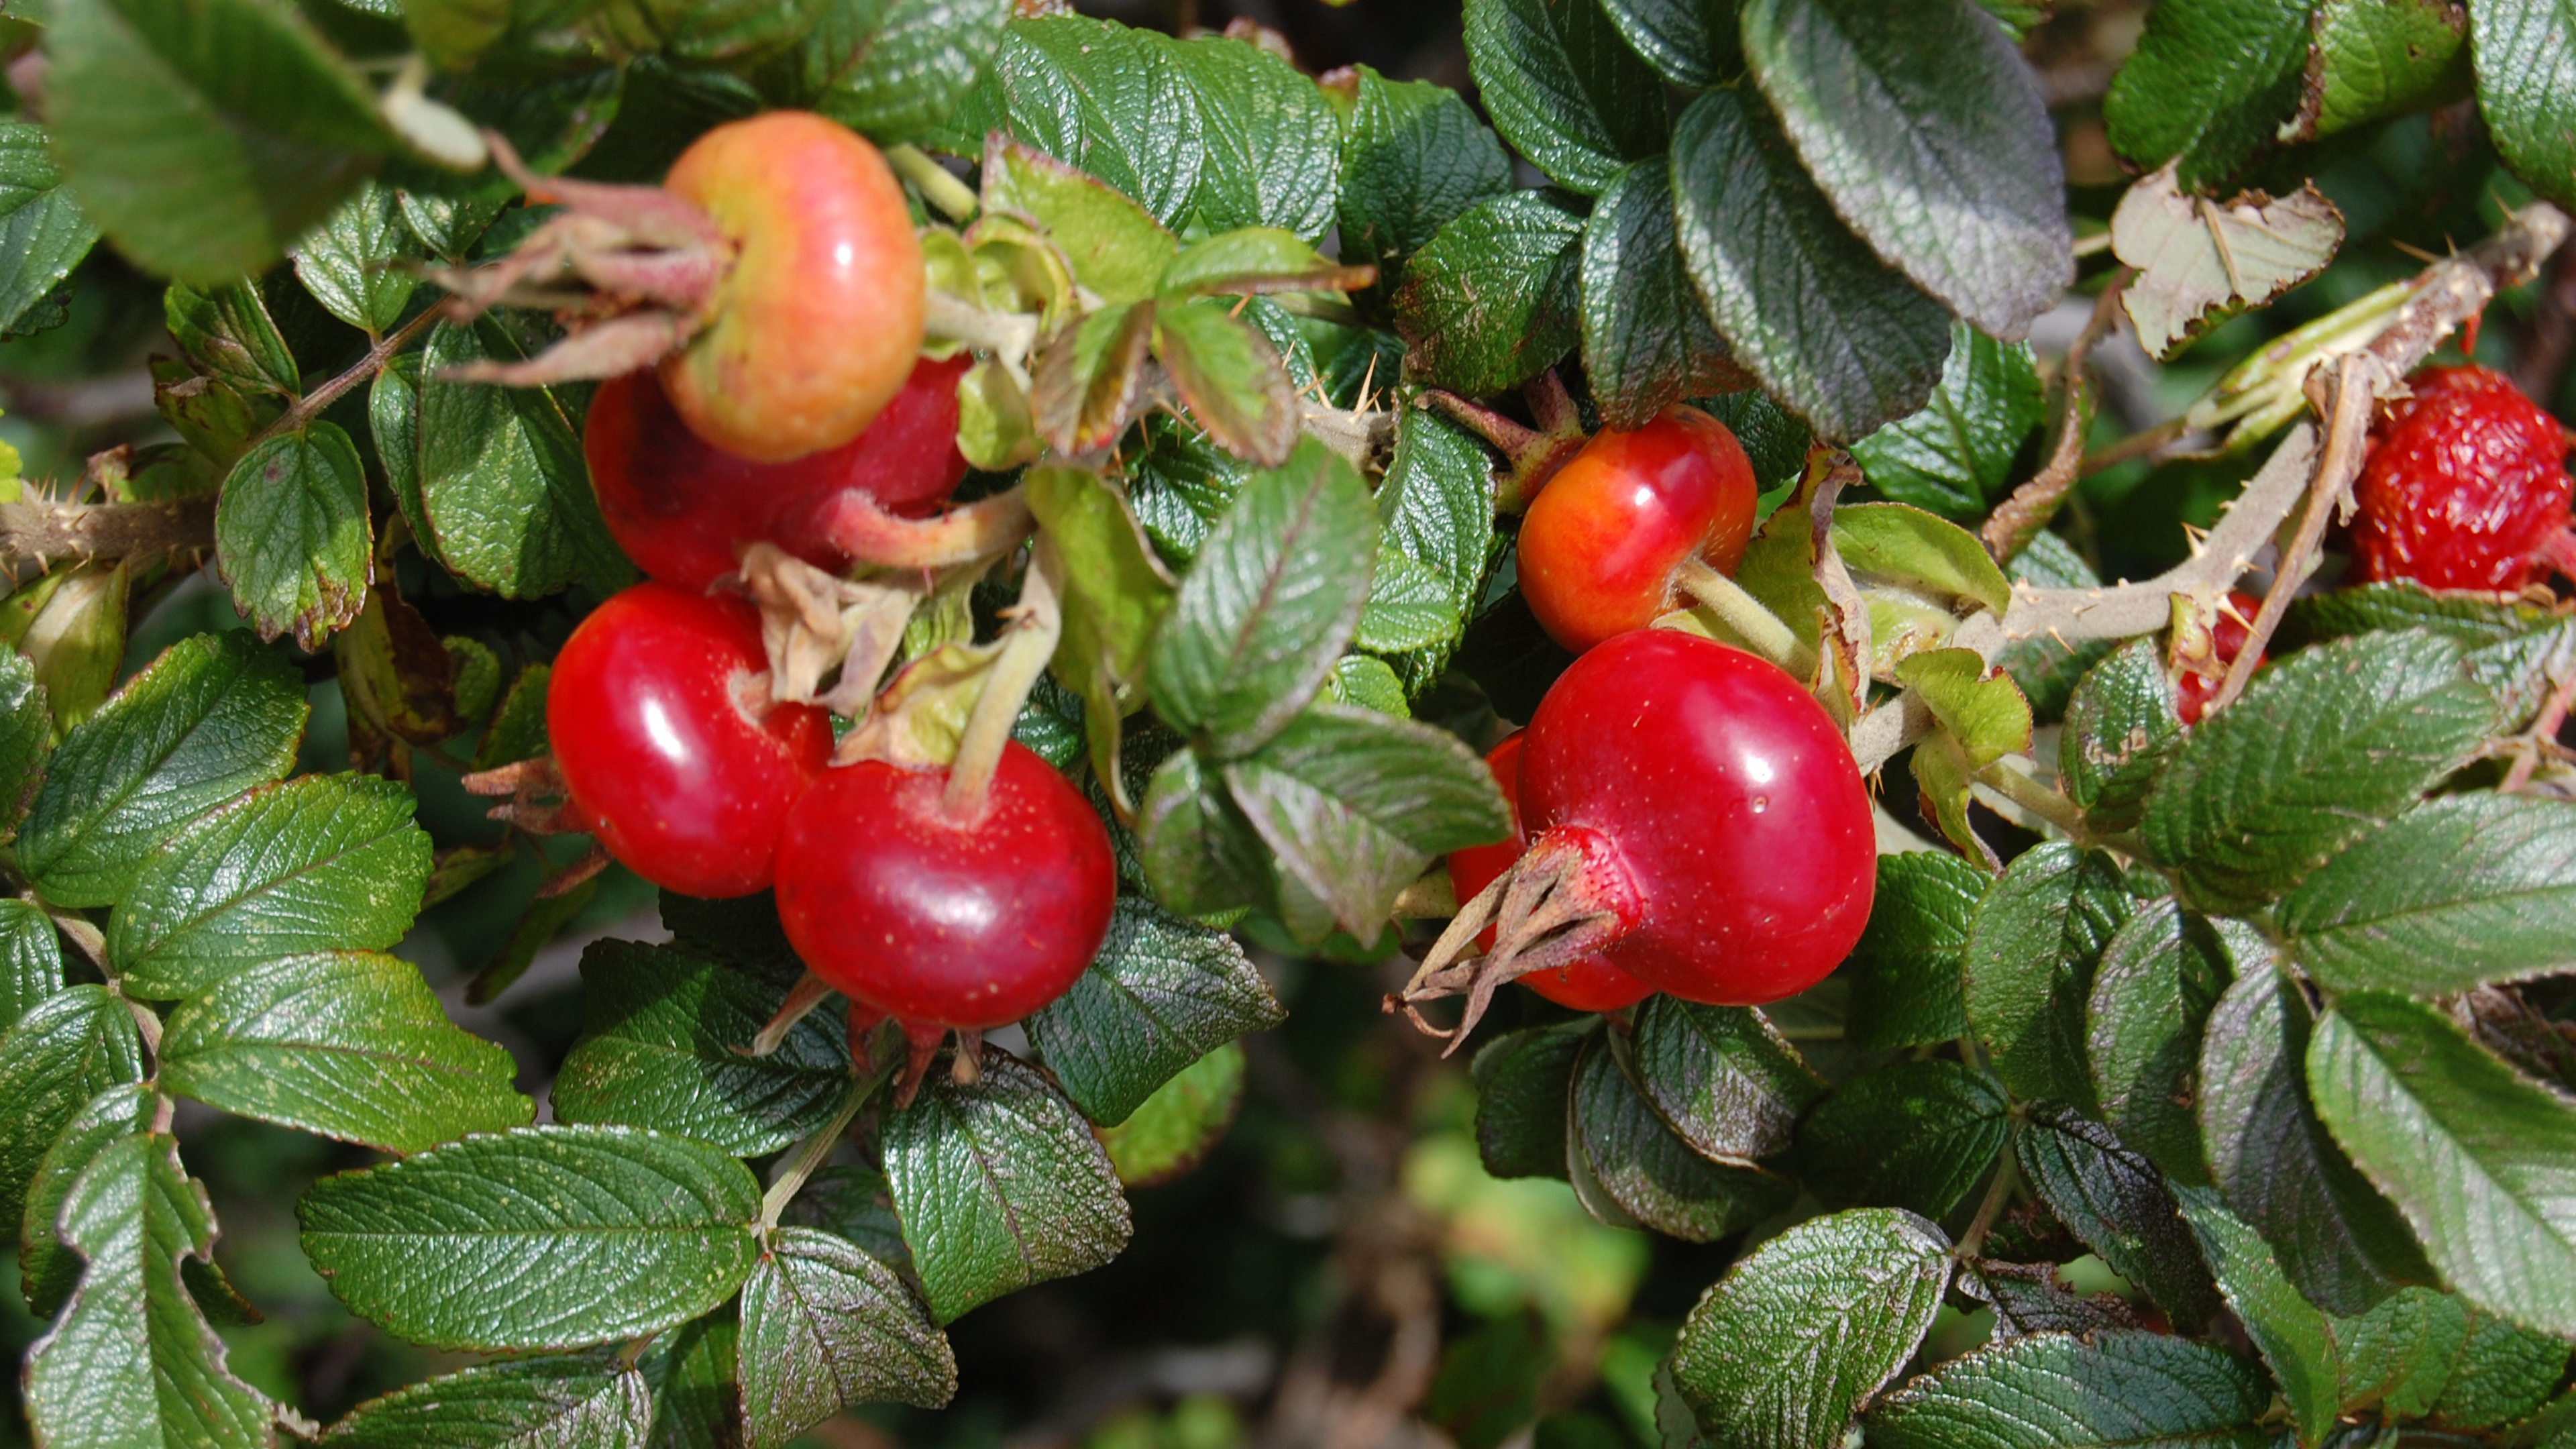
[945,539,1065,814]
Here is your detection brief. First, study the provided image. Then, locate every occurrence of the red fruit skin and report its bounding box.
[2175,590,2262,727]
[1448,733,1655,1013]
[660,112,925,462]
[586,356,971,590]
[1517,630,1876,1005]
[2352,365,2573,591]
[775,743,1116,1030]
[548,584,832,898]
[1517,406,1760,653]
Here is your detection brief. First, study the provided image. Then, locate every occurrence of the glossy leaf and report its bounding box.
[1846,851,1986,1051]
[1864,1330,2271,1449]
[2058,639,2182,833]
[2018,1106,2220,1326]
[2467,0,2576,209]
[413,320,629,600]
[1628,996,1822,1165]
[0,985,146,1235]
[0,896,63,1036]
[1168,34,1340,241]
[2086,902,2233,1186]
[2277,794,2576,998]
[1334,67,1513,296]
[1099,1041,1246,1186]
[17,1083,153,1320]
[1964,843,2132,1108]
[739,1228,955,1447]
[1391,190,1585,396]
[2102,0,2314,188]
[1580,157,1739,431]
[1849,323,2044,521]
[1024,896,1283,1126]
[1462,0,1668,194]
[1793,1060,2010,1218]
[289,178,417,335]
[2175,1187,2343,1447]
[1472,1022,1588,1181]
[936,15,1202,225]
[325,1351,654,1448]
[0,123,99,337]
[760,0,1012,145]
[1569,1034,1792,1242]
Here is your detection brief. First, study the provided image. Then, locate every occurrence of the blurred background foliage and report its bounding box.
[0,0,2563,1444]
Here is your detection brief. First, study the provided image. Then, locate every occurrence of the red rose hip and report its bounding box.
[1448,733,1654,1013]
[2351,364,2574,592]
[1516,406,1760,653]
[775,743,1116,1030]
[547,584,832,898]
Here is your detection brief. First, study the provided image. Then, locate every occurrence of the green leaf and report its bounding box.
[1894,649,2031,767]
[1628,997,1823,1165]
[21,1135,275,1448]
[759,0,1012,145]
[16,1083,152,1320]
[1997,534,2112,720]
[2175,1187,2343,1448]
[2467,0,2576,209]
[1846,851,1985,1051]
[740,1228,955,1447]
[1569,1033,1792,1241]
[46,0,392,285]
[2275,794,2576,998]
[2308,990,2576,1338]
[2334,1285,2469,1419]
[1334,67,1513,297]
[109,772,429,999]
[166,280,298,400]
[1167,36,1339,241]
[1956,1261,2141,1342]
[1964,843,2131,1109]
[1223,702,1510,942]
[2019,1106,2220,1326]
[299,1124,762,1351]
[1159,228,1350,301]
[1138,747,1275,920]
[1391,190,1585,396]
[1148,436,1379,758]
[2139,630,2497,917]
[1155,297,1299,468]
[0,645,51,837]
[290,178,417,335]
[1833,503,2015,619]
[1371,406,1499,675]
[0,896,63,1035]
[981,138,1176,308]
[1023,896,1283,1126]
[0,984,145,1235]
[1670,87,1955,442]
[2058,639,2182,834]
[329,1352,654,1446]
[2087,902,2235,1188]
[1580,157,1739,431]
[1358,551,1462,655]
[884,1049,1130,1322]
[1464,0,1668,193]
[1472,1022,1587,1181]
[2198,968,2430,1318]
[1792,1060,2010,1218]
[2429,1310,2570,1430]
[0,123,99,337]
[1864,1330,2272,1449]
[159,950,529,1152]
[1599,0,1741,86]
[1031,301,1154,458]
[2102,0,2314,188]
[641,1310,738,1449]
[1670,1208,1951,1449]
[550,939,853,1159]
[215,422,372,650]
[1099,1040,1246,1185]
[2294,580,2570,647]
[1849,324,2045,522]
[414,319,629,600]
[1739,0,2070,337]
[936,15,1203,225]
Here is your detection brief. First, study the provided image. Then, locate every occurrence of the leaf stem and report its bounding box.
[945,539,1063,815]
[250,307,440,451]
[887,144,979,223]
[757,1056,884,1233]
[1972,757,2090,841]
[1954,1138,2021,1262]
[1672,556,1817,678]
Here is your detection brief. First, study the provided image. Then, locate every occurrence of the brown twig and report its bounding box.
[0,496,215,580]
[1985,271,2130,560]
[248,308,441,451]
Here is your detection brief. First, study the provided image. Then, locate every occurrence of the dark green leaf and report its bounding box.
[1670,1208,1951,1449]
[2429,1309,2569,1430]
[883,1049,1132,1323]
[1955,1260,2142,1342]
[1472,1022,1587,1181]
[2058,639,2182,833]
[1024,896,1283,1126]
[0,896,62,1036]
[1148,436,1379,758]
[215,422,372,650]
[935,15,1202,225]
[2308,990,2576,1338]
[20,1135,274,1446]
[760,0,1012,145]
[0,985,144,1236]
[15,1083,152,1320]
[474,661,552,771]
[2087,902,2235,1187]
[1580,157,1739,431]
[643,1311,739,1449]
[0,123,99,337]
[2174,1187,2343,1447]
[1794,1060,2009,1218]
[740,1227,955,1447]
[326,1350,653,1447]
[46,0,391,284]
[160,950,529,1152]
[1846,850,1986,1051]
[2140,631,2498,916]
[2467,0,2576,209]
[290,178,417,335]
[166,280,297,400]
[2104,0,2312,186]
[551,939,853,1159]
[1099,1040,1246,1186]
[2333,1285,2468,1419]
[1964,843,2131,1108]
[1739,0,2070,336]
[1358,551,1462,655]
[1864,1330,2272,1449]
[1599,0,1740,86]
[415,320,629,599]
[2292,580,2569,647]
[1850,323,2045,522]
[1368,406,1499,686]
[109,772,430,999]
[1569,1034,1793,1241]
[1222,702,1509,942]
[2277,794,2576,998]
[299,1125,762,1350]
[2019,1106,2220,1326]
[1155,297,1299,468]
[1670,87,1954,442]
[1137,747,1275,920]
[0,645,50,838]
[1167,35,1339,241]
[1464,0,1668,193]
[2304,0,2470,140]
[1334,67,1513,297]
[782,1165,910,1275]
[1391,190,1585,396]
[1629,996,1822,1165]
